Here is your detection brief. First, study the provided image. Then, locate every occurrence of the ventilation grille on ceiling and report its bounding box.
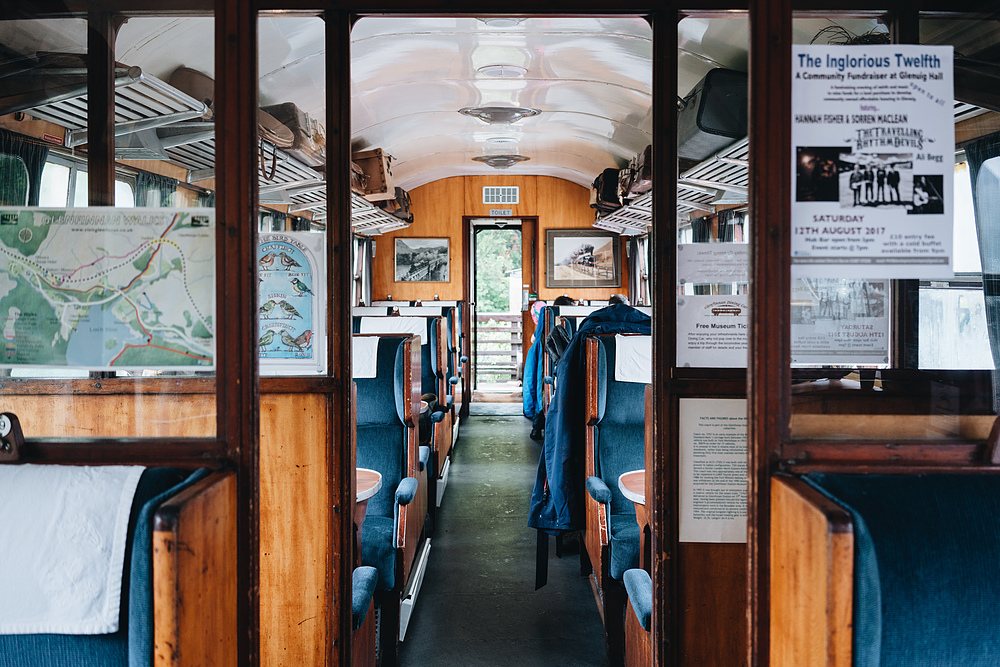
[483,186,519,204]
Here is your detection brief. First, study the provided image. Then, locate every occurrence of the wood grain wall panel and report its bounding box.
[770,477,853,667]
[371,175,627,305]
[259,392,330,667]
[535,176,628,302]
[0,394,216,438]
[373,176,466,301]
[153,472,238,667]
[679,543,747,665]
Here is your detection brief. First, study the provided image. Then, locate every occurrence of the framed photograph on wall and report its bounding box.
[395,237,450,282]
[545,229,621,288]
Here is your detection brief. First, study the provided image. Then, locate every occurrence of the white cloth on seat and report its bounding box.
[359,316,426,344]
[615,334,652,384]
[556,305,601,317]
[0,464,145,634]
[352,335,381,378]
[396,306,445,316]
[353,307,391,317]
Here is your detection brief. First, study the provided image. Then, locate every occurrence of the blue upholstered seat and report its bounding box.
[0,467,209,667]
[588,336,646,581]
[804,473,1000,667]
[355,335,416,592]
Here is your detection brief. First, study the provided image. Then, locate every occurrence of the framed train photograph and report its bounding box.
[545,229,621,288]
[395,237,450,282]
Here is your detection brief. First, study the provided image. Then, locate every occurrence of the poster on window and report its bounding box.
[676,295,748,368]
[676,243,749,285]
[258,232,326,375]
[791,45,954,278]
[791,278,890,366]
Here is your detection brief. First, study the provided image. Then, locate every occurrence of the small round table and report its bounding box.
[355,468,383,566]
[618,469,649,571]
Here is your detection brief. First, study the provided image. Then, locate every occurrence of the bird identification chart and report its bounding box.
[791,45,954,278]
[0,208,214,371]
[258,232,326,375]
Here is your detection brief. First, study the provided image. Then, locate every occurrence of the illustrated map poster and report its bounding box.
[679,398,748,543]
[792,45,954,278]
[791,278,890,366]
[0,208,215,370]
[258,232,325,375]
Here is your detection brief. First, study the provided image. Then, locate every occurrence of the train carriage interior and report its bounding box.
[2,3,1000,666]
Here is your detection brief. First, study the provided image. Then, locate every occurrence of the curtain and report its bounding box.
[0,129,49,206]
[690,215,713,242]
[964,130,1000,412]
[135,170,178,207]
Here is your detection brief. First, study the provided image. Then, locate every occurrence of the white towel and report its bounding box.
[396,306,444,316]
[352,336,381,378]
[615,334,652,384]
[359,316,426,344]
[0,464,145,634]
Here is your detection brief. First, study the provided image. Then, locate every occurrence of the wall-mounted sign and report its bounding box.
[0,208,215,371]
[676,295,748,368]
[489,209,513,217]
[791,44,954,278]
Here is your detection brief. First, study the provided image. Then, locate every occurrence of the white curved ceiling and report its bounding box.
[350,17,654,190]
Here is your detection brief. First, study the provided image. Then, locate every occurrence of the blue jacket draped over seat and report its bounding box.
[528,304,651,533]
[522,305,546,420]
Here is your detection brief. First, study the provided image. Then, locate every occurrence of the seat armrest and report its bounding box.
[586,476,612,504]
[430,410,445,424]
[449,376,459,385]
[623,568,652,631]
[460,355,468,364]
[445,395,454,408]
[543,376,553,385]
[395,477,418,505]
[352,566,379,630]
[418,446,430,472]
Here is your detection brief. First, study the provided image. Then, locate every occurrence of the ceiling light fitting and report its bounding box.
[477,64,527,79]
[472,155,530,169]
[478,17,525,27]
[459,106,540,125]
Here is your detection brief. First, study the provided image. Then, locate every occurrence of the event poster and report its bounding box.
[676,243,749,285]
[791,278,890,366]
[676,295,748,368]
[258,232,326,375]
[791,45,954,278]
[679,398,748,543]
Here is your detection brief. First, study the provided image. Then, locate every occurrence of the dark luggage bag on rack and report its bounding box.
[676,68,748,162]
[591,167,622,214]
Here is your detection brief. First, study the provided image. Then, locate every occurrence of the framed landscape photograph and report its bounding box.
[395,237,450,282]
[545,229,620,288]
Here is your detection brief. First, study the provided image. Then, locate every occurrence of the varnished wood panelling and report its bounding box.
[153,472,238,667]
[679,543,746,665]
[0,393,215,438]
[260,392,330,667]
[119,159,190,181]
[770,477,853,667]
[790,413,995,440]
[0,114,66,144]
[535,176,628,302]
[373,176,466,301]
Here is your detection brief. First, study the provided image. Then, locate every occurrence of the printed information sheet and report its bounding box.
[680,398,748,543]
[258,232,326,375]
[791,278,890,366]
[791,45,954,278]
[676,243,749,285]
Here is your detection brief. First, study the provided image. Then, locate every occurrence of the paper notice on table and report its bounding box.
[676,295,748,368]
[676,243,749,285]
[679,398,748,543]
[791,44,954,278]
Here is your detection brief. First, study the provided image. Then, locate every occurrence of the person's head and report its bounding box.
[553,295,577,306]
[608,294,628,306]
